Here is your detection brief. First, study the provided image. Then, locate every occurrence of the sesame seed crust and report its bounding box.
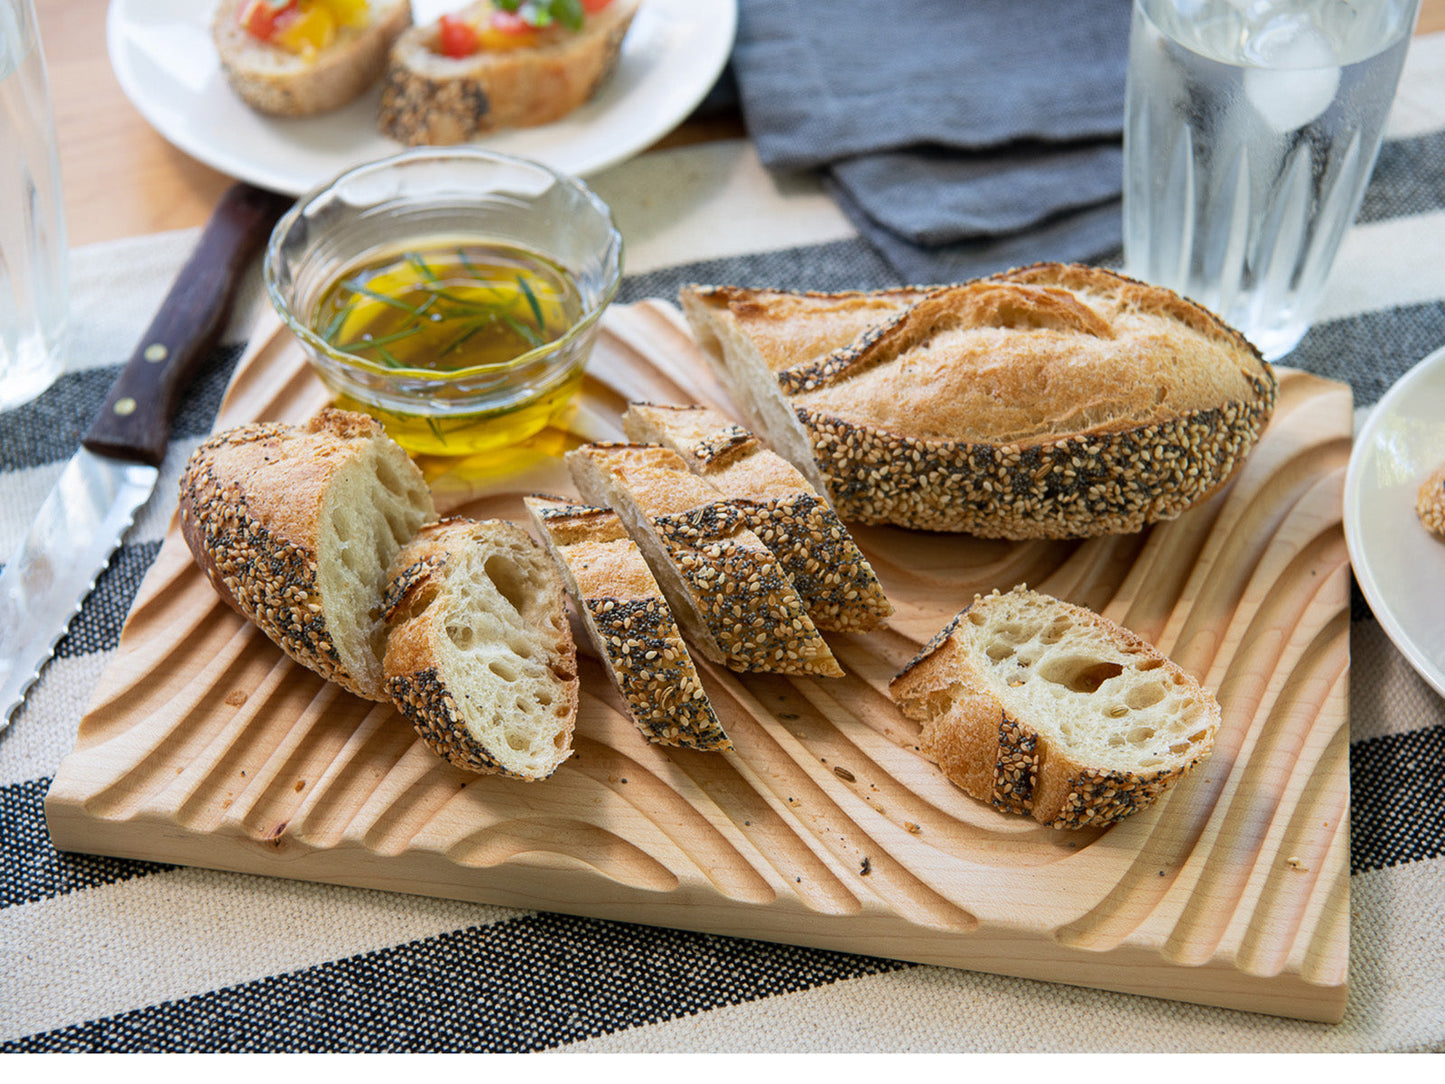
[799,371,1275,539]
[386,667,508,776]
[523,494,731,752]
[1416,463,1445,537]
[586,597,731,751]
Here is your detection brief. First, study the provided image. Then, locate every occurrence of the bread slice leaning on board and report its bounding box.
[680,263,1277,540]
[566,443,844,679]
[889,586,1220,829]
[621,402,892,634]
[178,408,437,702]
[523,494,731,752]
[212,0,413,117]
[378,0,639,145]
[382,517,579,780]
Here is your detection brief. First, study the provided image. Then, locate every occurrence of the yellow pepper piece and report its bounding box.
[274,6,337,58]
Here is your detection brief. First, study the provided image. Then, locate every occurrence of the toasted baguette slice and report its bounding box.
[523,494,731,751]
[213,0,413,118]
[681,265,1276,539]
[382,517,578,780]
[566,443,844,678]
[377,0,639,145]
[889,586,1220,829]
[179,408,436,701]
[621,403,892,633]
[1417,462,1445,537]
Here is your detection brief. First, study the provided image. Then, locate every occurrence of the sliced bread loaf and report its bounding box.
[212,0,413,117]
[888,586,1220,829]
[523,494,731,751]
[621,402,892,633]
[382,516,578,780]
[377,0,638,145]
[566,443,844,678]
[681,265,1276,539]
[178,407,436,701]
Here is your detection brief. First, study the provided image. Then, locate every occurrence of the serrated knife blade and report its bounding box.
[0,183,292,730]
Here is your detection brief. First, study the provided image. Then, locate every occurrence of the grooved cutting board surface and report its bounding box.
[46,301,1354,1022]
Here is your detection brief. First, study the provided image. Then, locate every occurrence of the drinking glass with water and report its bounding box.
[0,0,67,411]
[1123,0,1420,360]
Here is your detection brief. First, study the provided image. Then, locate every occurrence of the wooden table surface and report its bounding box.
[39,0,1445,248]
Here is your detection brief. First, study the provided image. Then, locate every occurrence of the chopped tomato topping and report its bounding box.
[581,0,613,11]
[489,10,533,34]
[239,0,297,41]
[438,14,481,58]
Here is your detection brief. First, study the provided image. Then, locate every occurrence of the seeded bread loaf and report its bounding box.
[566,443,844,678]
[681,264,1276,539]
[212,0,413,118]
[178,408,437,701]
[382,516,578,780]
[889,586,1220,829]
[621,402,892,633]
[523,494,731,751]
[377,0,639,146]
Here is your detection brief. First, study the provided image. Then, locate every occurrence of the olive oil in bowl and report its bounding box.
[311,240,590,456]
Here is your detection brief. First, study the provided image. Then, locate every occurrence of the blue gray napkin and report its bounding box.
[728,0,1133,283]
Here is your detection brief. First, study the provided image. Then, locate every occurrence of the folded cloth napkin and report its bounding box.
[729,0,1133,283]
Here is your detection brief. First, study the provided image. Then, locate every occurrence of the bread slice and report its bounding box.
[621,402,892,633]
[179,408,435,701]
[565,443,844,678]
[523,494,730,751]
[889,586,1219,829]
[681,264,1277,539]
[377,0,639,145]
[212,0,413,118]
[1417,462,1445,537]
[382,516,578,780]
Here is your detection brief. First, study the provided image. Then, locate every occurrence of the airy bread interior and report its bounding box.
[316,436,435,700]
[387,522,577,780]
[960,588,1214,773]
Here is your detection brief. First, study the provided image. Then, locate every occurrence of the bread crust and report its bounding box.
[178,408,435,702]
[889,586,1220,829]
[621,402,893,633]
[212,0,413,118]
[681,265,1277,539]
[566,443,844,678]
[377,0,638,145]
[382,517,579,780]
[524,494,731,751]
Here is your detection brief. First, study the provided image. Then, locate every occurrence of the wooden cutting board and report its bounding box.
[46,301,1354,1023]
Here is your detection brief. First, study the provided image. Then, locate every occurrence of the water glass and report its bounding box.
[0,0,67,411]
[1123,0,1420,360]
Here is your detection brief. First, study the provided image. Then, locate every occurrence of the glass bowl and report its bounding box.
[264,148,623,457]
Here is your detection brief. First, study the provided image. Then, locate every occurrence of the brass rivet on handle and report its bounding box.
[144,343,168,363]
[113,398,137,416]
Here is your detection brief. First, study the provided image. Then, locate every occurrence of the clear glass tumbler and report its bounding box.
[0,0,67,411]
[1123,0,1420,360]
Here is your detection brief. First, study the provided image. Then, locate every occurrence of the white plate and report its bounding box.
[106,0,736,194]
[1345,342,1445,699]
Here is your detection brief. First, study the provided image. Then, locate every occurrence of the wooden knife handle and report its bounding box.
[81,183,295,467]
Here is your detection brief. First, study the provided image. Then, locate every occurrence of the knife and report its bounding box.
[0,182,293,731]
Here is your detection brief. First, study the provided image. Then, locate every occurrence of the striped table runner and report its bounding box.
[3,34,1444,1055]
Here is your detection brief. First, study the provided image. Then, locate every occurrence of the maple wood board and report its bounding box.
[46,301,1354,1023]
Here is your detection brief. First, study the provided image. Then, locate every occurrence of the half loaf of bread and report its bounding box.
[377,0,638,145]
[523,494,730,751]
[681,264,1276,539]
[566,442,844,678]
[621,402,892,633]
[889,586,1220,829]
[382,517,578,780]
[178,408,436,701]
[212,0,413,118]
